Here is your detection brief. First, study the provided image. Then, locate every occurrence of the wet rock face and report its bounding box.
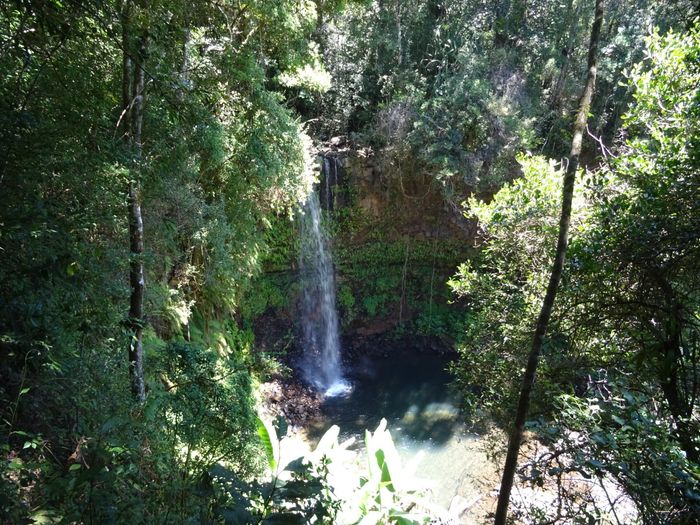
[252,310,294,356]
[319,145,477,242]
[251,142,476,375]
[343,333,457,361]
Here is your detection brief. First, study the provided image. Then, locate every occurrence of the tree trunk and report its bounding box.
[493,1,604,523]
[121,1,147,402]
[130,35,147,152]
[396,1,402,67]
[176,28,190,102]
[549,0,579,110]
[128,182,145,401]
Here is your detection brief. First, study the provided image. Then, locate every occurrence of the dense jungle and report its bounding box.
[1,0,699,523]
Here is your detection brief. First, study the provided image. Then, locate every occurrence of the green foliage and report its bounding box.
[337,283,358,326]
[413,303,461,339]
[239,214,299,322]
[235,418,439,525]
[449,154,586,420]
[558,26,700,516]
[450,23,700,522]
[3,1,699,522]
[241,274,296,322]
[0,323,261,523]
[333,214,469,334]
[218,420,345,525]
[345,419,431,525]
[244,196,470,339]
[0,0,324,521]
[219,416,449,524]
[153,338,259,471]
[569,21,699,423]
[256,417,280,474]
[316,0,693,203]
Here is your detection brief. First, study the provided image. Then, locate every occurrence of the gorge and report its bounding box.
[2,2,698,523]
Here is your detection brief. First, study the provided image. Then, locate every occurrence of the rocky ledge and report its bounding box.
[258,375,323,428]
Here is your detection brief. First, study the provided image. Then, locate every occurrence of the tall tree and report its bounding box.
[493,1,604,523]
[120,0,147,402]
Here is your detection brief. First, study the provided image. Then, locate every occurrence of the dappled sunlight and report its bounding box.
[3,0,698,522]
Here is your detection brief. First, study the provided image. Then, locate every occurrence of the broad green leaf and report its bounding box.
[256,416,278,473]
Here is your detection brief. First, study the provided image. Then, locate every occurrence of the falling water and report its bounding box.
[323,157,332,210]
[322,156,339,211]
[299,163,350,397]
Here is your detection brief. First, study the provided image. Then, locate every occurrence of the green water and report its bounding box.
[308,352,460,442]
[297,351,635,521]
[303,351,492,511]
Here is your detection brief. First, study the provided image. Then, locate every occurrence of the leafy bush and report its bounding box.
[225,417,439,525]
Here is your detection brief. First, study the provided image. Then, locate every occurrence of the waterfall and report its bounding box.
[321,156,340,211]
[299,162,350,397]
[323,156,332,210]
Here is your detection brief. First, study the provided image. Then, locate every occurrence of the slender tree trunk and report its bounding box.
[549,0,579,109]
[314,2,326,56]
[130,35,147,154]
[120,2,133,140]
[396,1,403,67]
[121,1,147,402]
[176,28,190,102]
[128,182,145,401]
[493,2,604,523]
